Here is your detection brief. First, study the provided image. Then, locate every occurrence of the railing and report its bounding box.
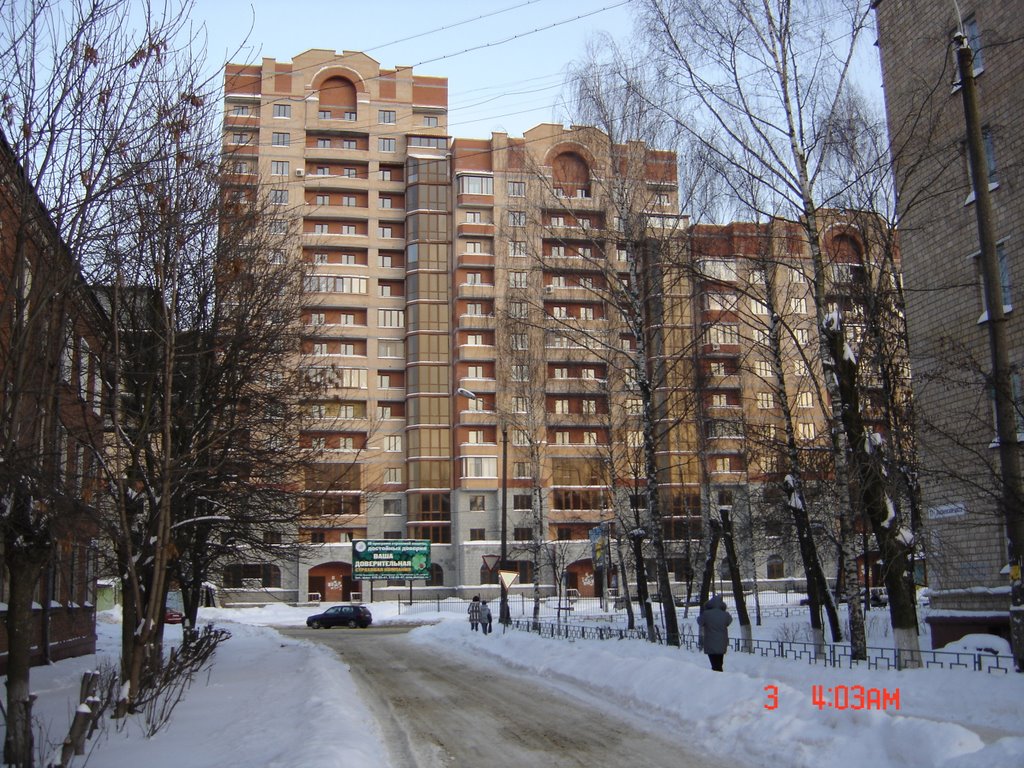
[510,619,1015,674]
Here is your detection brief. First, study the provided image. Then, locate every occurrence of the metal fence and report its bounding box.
[511,619,1016,674]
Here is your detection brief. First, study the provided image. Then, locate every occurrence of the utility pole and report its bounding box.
[955,33,1024,672]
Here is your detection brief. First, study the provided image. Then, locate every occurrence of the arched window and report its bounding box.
[426,563,444,586]
[319,76,356,108]
[552,151,590,197]
[766,554,785,580]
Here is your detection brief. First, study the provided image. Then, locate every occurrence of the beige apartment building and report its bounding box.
[220,50,894,606]
[875,1,1023,646]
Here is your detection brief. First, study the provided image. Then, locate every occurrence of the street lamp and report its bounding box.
[500,424,510,626]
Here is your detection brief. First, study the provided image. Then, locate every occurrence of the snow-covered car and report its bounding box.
[164,608,184,625]
[306,604,373,629]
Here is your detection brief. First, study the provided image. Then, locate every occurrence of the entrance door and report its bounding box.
[308,575,326,602]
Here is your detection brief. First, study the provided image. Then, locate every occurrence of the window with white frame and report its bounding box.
[384,467,402,484]
[708,324,740,345]
[466,241,482,254]
[711,393,728,407]
[798,422,816,440]
[466,364,484,378]
[465,302,483,316]
[508,181,526,196]
[552,367,568,379]
[341,224,357,235]
[379,339,403,357]
[583,431,598,445]
[466,272,481,285]
[467,430,485,444]
[550,275,566,288]
[313,223,329,234]
[511,333,528,350]
[714,457,732,473]
[378,109,396,124]
[795,328,809,345]
[271,160,289,175]
[579,306,595,320]
[462,457,497,478]
[270,189,287,204]
[626,397,642,415]
[550,215,565,227]
[793,358,808,376]
[466,333,484,346]
[705,293,736,312]
[509,301,527,318]
[700,259,737,282]
[309,312,325,325]
[509,210,526,226]
[315,195,329,206]
[514,462,531,478]
[378,309,405,328]
[512,429,529,445]
[797,391,813,408]
[790,267,806,284]
[466,211,482,223]
[342,139,357,149]
[271,132,290,146]
[273,103,291,118]
[386,435,402,452]
[554,399,569,414]
[751,298,769,316]
[552,306,568,319]
[509,241,527,257]
[550,245,565,257]
[513,396,529,413]
[379,137,396,152]
[459,175,493,194]
[467,397,485,412]
[423,115,439,127]
[581,399,597,414]
[754,360,773,378]
[509,271,528,288]
[976,241,1013,321]
[554,431,570,445]
[790,297,807,314]
[378,226,393,238]
[757,392,775,409]
[512,364,527,381]
[316,138,331,148]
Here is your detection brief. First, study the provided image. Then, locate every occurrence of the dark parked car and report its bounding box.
[306,604,373,629]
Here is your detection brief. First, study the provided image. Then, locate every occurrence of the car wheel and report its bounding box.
[346,619,357,628]
[310,620,322,629]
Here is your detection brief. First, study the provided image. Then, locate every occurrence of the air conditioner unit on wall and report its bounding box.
[295,168,305,177]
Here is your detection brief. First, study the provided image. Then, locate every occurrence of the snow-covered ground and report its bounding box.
[14,601,1024,768]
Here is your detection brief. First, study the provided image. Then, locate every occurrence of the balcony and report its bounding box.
[456,283,495,300]
[456,222,495,238]
[458,313,496,330]
[458,344,497,362]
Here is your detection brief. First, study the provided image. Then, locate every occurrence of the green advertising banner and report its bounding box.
[352,539,431,580]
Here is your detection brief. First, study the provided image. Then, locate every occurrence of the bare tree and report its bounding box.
[635,0,927,662]
[0,1,203,759]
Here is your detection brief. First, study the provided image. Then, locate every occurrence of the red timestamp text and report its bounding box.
[763,685,901,711]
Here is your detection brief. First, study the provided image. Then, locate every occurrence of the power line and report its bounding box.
[362,0,550,54]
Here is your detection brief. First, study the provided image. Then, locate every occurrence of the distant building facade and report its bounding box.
[219,50,899,606]
[875,1,1023,646]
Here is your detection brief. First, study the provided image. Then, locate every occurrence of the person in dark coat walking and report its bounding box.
[696,594,732,671]
[468,595,481,631]
[480,601,493,634]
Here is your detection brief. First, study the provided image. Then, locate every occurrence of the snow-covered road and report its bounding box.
[286,624,725,768]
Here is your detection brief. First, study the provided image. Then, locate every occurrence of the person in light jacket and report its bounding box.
[480,601,493,634]
[468,595,481,631]
[696,594,733,671]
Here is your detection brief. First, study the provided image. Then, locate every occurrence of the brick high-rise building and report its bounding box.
[874,1,1023,646]
[219,50,898,606]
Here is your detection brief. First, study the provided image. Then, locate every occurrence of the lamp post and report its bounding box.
[500,424,510,625]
